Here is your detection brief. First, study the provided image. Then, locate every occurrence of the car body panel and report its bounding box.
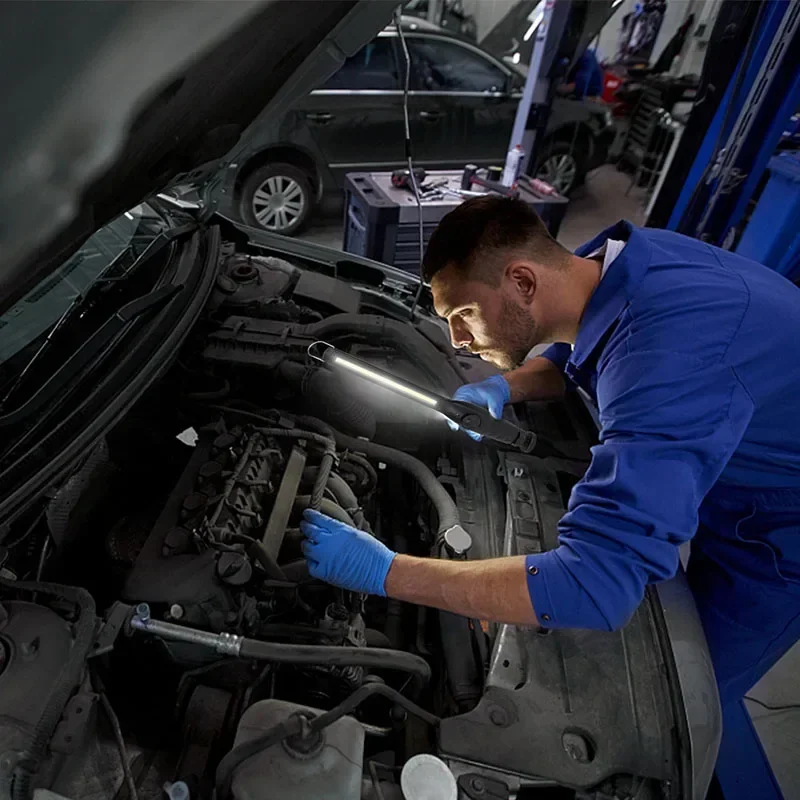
[211,24,615,222]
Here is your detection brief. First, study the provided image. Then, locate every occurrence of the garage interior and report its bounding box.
[3,1,800,799]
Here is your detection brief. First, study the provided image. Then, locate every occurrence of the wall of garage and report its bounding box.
[465,0,519,41]
[594,0,708,69]
[465,0,717,75]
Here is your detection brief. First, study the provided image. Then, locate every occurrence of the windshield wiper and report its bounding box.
[0,221,196,412]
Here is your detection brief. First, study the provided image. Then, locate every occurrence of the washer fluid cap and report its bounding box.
[400,754,457,800]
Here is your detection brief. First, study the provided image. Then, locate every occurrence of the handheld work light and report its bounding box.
[308,342,538,454]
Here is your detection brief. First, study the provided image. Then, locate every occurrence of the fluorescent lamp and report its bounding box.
[333,355,439,408]
[612,0,625,8]
[512,52,521,64]
[523,7,544,41]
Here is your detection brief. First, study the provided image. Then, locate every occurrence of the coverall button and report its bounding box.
[541,613,551,622]
[528,565,539,575]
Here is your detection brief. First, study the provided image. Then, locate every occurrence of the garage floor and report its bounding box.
[298,164,800,798]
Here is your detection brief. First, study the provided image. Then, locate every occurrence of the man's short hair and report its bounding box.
[422,196,570,285]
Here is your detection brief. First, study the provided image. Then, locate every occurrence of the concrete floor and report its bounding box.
[298,165,800,798]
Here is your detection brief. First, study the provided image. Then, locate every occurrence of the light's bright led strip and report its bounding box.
[333,354,439,408]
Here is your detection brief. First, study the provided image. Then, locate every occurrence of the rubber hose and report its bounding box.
[310,452,335,511]
[339,452,378,494]
[332,432,459,534]
[302,468,367,529]
[302,468,359,511]
[237,639,431,688]
[293,496,354,526]
[215,680,438,799]
[278,362,376,439]
[0,580,96,800]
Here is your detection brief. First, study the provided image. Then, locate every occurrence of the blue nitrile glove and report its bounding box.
[448,375,511,440]
[300,509,396,596]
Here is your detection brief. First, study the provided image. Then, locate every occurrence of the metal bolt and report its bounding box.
[169,604,184,620]
[562,731,594,763]
[135,603,150,622]
[488,705,509,727]
[470,777,486,793]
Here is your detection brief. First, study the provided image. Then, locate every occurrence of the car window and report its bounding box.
[322,38,399,90]
[407,37,507,93]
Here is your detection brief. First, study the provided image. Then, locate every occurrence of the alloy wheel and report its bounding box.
[251,175,306,232]
[537,153,578,195]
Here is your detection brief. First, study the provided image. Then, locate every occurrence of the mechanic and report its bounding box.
[301,196,800,708]
[558,47,604,98]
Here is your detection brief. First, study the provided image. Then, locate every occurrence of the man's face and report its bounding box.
[431,263,541,371]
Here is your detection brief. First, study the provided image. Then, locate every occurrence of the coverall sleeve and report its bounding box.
[540,342,572,372]
[525,349,754,631]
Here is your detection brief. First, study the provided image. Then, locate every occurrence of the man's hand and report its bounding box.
[300,510,397,596]
[448,375,511,440]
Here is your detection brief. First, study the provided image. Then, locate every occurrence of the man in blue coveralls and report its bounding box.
[301,196,800,711]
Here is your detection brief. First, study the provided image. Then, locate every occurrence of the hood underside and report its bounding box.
[0,0,396,313]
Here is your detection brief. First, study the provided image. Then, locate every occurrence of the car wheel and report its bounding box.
[534,142,585,196]
[240,163,313,235]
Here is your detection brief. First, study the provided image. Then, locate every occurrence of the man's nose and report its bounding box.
[449,318,473,349]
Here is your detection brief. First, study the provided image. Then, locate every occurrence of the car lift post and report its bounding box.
[666,0,800,246]
[509,0,571,176]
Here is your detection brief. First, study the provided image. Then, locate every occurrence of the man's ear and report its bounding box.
[506,261,537,302]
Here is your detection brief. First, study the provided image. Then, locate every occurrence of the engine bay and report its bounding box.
[0,231,680,800]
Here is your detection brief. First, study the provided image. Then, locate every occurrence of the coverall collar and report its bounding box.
[570,220,653,369]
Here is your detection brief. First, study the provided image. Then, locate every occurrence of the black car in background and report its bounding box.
[212,19,616,235]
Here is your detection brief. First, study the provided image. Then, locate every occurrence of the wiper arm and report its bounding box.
[0,221,196,412]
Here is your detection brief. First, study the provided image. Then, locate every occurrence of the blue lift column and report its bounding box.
[667,0,800,247]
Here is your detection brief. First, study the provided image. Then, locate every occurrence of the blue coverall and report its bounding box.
[528,221,800,708]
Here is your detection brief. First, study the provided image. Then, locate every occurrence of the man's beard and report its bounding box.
[475,297,541,371]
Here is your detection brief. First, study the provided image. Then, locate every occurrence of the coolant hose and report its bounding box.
[301,468,368,529]
[332,432,460,534]
[0,579,96,800]
[293,496,354,526]
[238,639,431,687]
[277,361,376,439]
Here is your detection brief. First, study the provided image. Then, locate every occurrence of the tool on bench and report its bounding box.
[392,167,427,189]
[308,342,540,454]
[460,164,519,199]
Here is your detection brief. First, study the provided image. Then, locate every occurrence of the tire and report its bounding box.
[239,162,313,236]
[533,141,586,196]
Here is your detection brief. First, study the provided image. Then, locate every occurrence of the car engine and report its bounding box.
[0,238,682,800]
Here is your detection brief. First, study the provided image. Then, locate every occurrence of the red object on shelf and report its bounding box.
[602,70,623,104]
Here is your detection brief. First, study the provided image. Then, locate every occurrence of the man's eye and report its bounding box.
[461,308,474,318]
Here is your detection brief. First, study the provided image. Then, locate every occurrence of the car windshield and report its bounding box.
[0,203,170,368]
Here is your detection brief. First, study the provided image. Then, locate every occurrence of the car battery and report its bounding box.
[343,170,569,276]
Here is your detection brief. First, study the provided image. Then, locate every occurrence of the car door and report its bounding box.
[296,34,408,187]
[404,34,519,168]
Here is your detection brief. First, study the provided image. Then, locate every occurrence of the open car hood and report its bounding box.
[0,0,396,314]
